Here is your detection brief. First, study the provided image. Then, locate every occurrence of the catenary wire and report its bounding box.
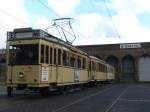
[103,0,120,38]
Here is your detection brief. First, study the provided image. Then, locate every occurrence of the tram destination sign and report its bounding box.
[120,43,141,49]
[15,32,33,38]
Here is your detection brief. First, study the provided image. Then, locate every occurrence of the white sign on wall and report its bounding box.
[120,43,141,49]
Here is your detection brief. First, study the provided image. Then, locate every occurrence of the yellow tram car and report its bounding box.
[106,64,115,82]
[89,56,107,85]
[6,28,115,96]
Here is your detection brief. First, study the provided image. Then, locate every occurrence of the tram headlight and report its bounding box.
[18,72,24,78]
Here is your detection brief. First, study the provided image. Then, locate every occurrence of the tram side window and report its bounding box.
[54,48,57,65]
[49,47,52,64]
[70,57,75,67]
[58,49,61,65]
[102,65,105,72]
[77,57,81,68]
[9,44,39,65]
[92,62,94,70]
[46,46,49,64]
[82,58,86,69]
[89,61,91,70]
[9,46,15,64]
[41,45,44,63]
[100,64,102,72]
[95,63,98,71]
[63,51,68,66]
[99,63,101,72]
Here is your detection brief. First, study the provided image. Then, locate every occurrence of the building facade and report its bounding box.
[78,42,150,82]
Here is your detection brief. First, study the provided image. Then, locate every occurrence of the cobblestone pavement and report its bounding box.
[0,83,150,112]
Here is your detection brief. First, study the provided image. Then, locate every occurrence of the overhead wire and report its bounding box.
[103,0,120,38]
[37,0,60,18]
[0,8,30,27]
[0,24,9,32]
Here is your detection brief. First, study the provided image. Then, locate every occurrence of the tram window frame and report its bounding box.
[40,45,44,63]
[58,49,61,65]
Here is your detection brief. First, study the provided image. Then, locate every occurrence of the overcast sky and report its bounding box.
[0,0,150,48]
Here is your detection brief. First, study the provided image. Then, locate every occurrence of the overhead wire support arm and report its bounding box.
[68,21,77,43]
[49,18,77,44]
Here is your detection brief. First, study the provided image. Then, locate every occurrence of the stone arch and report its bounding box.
[121,55,135,81]
[106,55,118,66]
[106,55,119,80]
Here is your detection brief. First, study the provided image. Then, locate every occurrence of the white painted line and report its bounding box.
[104,86,129,112]
[119,99,150,103]
[52,85,116,112]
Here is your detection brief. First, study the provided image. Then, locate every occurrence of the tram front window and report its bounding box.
[9,44,39,65]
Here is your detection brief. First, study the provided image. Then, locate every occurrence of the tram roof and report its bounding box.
[89,56,106,63]
[7,27,88,55]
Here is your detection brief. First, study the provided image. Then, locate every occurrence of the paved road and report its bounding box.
[0,83,150,112]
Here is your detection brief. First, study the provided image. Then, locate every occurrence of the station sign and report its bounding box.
[120,43,141,49]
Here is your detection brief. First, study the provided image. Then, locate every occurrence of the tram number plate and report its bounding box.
[41,67,49,82]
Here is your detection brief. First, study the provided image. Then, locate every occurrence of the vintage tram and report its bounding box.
[6,28,115,96]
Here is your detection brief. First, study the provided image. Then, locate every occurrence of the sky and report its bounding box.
[0,0,150,48]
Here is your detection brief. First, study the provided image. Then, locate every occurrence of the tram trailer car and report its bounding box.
[6,28,115,96]
[89,56,107,85]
